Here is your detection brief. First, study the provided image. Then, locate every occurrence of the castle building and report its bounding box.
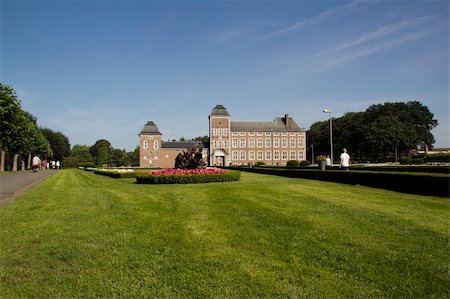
[209,104,306,166]
[139,104,306,168]
[139,121,208,168]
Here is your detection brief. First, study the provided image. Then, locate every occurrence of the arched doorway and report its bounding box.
[212,149,228,166]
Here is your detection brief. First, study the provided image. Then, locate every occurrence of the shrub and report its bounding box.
[174,143,206,169]
[423,153,450,163]
[255,161,265,166]
[316,155,326,162]
[286,160,300,167]
[399,157,412,165]
[300,160,311,167]
[136,169,240,184]
[93,169,139,178]
[412,158,424,165]
[79,161,96,169]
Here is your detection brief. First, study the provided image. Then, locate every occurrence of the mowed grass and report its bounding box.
[0,170,448,298]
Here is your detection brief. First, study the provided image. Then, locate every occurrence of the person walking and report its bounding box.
[339,148,350,171]
[325,155,331,170]
[31,155,40,172]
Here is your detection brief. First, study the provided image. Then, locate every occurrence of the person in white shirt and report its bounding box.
[32,155,40,172]
[325,155,331,169]
[340,148,350,171]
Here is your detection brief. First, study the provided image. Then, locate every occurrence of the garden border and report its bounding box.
[228,167,449,198]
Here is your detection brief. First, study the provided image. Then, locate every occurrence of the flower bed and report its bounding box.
[92,169,140,178]
[136,168,240,184]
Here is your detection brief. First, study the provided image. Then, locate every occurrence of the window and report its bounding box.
[257,150,263,160]
[217,141,222,148]
[257,138,263,148]
[273,138,279,148]
[257,132,263,136]
[282,151,288,160]
[240,150,246,160]
[265,151,272,161]
[239,132,246,136]
[249,151,255,160]
[232,150,238,160]
[273,132,279,136]
[281,138,288,148]
[265,138,271,148]
[298,151,304,160]
[274,150,280,160]
[232,138,238,148]
[239,138,246,148]
[154,140,159,149]
[282,132,287,136]
[290,132,296,136]
[249,138,255,147]
[224,141,229,148]
[265,132,271,136]
[143,140,148,150]
[290,138,296,148]
[290,150,296,160]
[232,132,238,136]
[249,132,255,136]
[298,138,304,147]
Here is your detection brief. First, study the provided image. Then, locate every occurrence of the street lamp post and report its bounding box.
[323,109,333,166]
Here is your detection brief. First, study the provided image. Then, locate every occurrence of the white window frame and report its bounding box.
[265,138,271,148]
[265,150,272,161]
[281,138,288,148]
[257,150,263,160]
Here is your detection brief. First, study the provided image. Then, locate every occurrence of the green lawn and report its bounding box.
[0,169,448,298]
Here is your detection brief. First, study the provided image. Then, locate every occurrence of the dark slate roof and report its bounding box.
[140,121,161,135]
[210,104,230,116]
[230,116,304,132]
[162,141,208,149]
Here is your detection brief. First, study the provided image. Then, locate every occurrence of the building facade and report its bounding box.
[139,104,307,168]
[139,121,208,168]
[209,104,307,166]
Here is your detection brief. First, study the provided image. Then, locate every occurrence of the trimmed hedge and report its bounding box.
[286,160,300,167]
[93,170,139,178]
[136,171,241,184]
[230,167,449,198]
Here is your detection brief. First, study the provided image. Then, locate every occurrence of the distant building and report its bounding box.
[209,104,306,166]
[139,104,307,168]
[139,121,208,168]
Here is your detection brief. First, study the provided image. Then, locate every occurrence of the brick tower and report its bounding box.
[209,104,231,166]
[139,121,162,167]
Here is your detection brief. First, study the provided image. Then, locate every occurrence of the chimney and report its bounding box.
[284,114,290,128]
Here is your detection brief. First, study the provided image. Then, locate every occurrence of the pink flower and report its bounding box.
[147,167,226,176]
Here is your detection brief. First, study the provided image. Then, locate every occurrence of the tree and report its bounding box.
[40,128,70,161]
[90,139,112,166]
[362,115,417,159]
[0,83,52,170]
[127,146,140,166]
[364,101,438,147]
[174,143,206,169]
[111,148,128,167]
[71,144,93,160]
[308,101,438,162]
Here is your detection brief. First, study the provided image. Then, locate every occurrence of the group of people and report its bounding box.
[325,148,351,170]
[32,156,61,172]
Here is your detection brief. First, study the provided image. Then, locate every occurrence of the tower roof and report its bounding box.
[140,121,161,135]
[210,104,230,116]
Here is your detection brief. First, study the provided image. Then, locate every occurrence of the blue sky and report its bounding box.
[2,0,448,151]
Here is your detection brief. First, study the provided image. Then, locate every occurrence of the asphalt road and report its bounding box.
[0,170,57,207]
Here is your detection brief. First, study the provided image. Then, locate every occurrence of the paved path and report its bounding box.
[0,170,57,207]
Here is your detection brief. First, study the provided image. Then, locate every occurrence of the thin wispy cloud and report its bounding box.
[250,0,373,44]
[305,16,446,69]
[312,14,441,58]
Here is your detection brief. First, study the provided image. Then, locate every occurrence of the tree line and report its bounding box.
[1,83,139,170]
[308,101,438,162]
[63,140,140,168]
